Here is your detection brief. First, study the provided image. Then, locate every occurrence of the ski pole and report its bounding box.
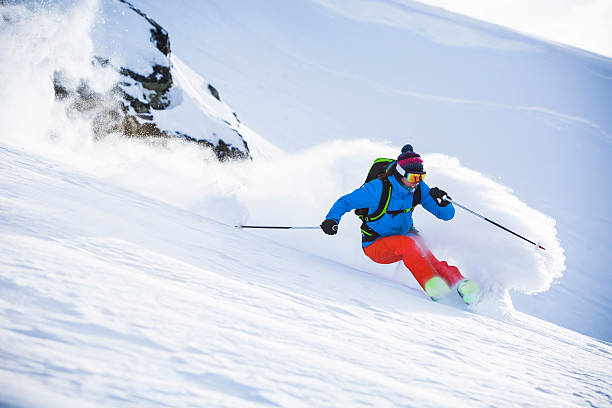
[449,198,546,251]
[236,225,320,230]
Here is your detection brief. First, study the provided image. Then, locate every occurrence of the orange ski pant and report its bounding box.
[363,235,464,291]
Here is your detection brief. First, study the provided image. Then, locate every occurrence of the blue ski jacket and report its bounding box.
[325,176,455,247]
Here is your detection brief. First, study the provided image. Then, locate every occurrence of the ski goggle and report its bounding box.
[396,163,425,183]
[406,173,426,183]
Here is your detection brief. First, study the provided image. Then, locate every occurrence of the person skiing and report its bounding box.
[320,144,480,303]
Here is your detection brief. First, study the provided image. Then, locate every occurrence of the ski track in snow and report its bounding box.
[252,38,612,145]
[1,144,611,407]
[393,88,612,143]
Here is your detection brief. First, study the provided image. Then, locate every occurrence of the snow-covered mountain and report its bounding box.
[1,0,611,406]
[129,0,611,340]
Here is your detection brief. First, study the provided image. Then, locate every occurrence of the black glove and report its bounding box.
[321,219,339,235]
[429,187,452,207]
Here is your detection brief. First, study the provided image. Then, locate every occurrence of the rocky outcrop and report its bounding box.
[52,0,250,161]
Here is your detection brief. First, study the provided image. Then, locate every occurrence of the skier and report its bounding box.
[320,145,480,303]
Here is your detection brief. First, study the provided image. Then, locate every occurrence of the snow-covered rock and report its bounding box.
[53,0,250,161]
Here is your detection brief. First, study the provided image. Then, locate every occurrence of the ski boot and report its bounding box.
[424,276,451,301]
[457,280,481,305]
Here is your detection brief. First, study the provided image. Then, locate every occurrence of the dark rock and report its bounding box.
[119,64,172,111]
[73,81,103,112]
[93,56,111,67]
[53,72,70,100]
[121,92,151,114]
[122,113,168,139]
[117,0,170,56]
[208,84,221,101]
[177,132,251,161]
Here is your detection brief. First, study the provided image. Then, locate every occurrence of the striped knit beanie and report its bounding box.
[396,144,425,174]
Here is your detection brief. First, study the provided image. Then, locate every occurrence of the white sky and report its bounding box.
[412,0,612,58]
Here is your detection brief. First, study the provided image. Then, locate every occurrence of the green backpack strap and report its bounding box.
[360,180,422,244]
[362,178,392,222]
[360,222,381,243]
[360,178,423,222]
[360,178,391,243]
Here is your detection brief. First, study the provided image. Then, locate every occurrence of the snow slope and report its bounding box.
[1,143,610,408]
[0,0,611,405]
[129,0,612,340]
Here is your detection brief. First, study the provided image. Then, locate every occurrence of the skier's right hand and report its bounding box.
[321,219,339,235]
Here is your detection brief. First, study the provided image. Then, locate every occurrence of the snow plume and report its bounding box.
[219,140,565,315]
[0,0,113,150]
[416,154,565,313]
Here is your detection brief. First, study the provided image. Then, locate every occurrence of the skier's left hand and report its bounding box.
[429,187,452,207]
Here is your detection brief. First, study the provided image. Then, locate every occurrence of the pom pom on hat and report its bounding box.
[401,144,414,153]
[397,144,425,174]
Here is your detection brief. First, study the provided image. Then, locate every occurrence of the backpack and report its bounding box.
[354,158,422,242]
